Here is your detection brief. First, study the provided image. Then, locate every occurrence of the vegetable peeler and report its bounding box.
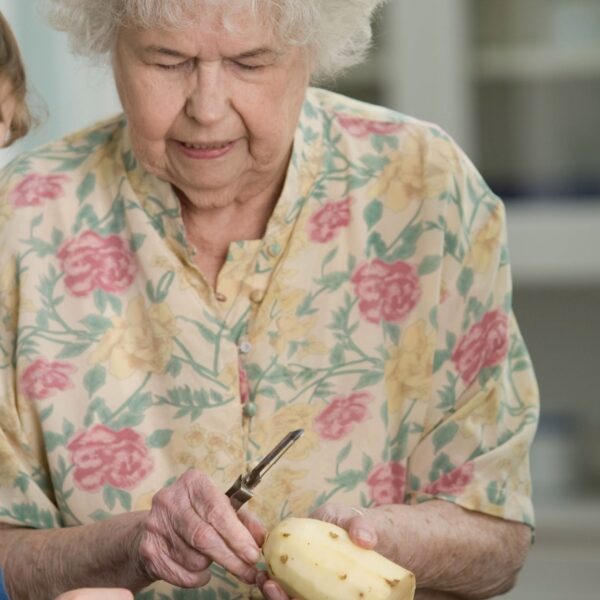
[226,428,304,510]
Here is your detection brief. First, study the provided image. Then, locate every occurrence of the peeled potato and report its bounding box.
[262,517,415,600]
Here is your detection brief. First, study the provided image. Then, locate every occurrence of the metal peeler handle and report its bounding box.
[226,429,304,510]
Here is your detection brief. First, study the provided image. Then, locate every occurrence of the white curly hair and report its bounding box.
[44,0,387,81]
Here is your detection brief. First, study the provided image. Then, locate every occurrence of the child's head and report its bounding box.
[0,11,31,147]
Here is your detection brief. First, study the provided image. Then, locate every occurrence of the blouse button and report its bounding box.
[239,341,252,354]
[250,289,264,303]
[267,242,282,257]
[243,401,258,418]
[214,292,227,302]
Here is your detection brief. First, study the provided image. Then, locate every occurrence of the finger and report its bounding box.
[54,589,133,600]
[261,577,293,600]
[189,518,259,583]
[238,509,267,547]
[311,503,378,548]
[160,523,212,573]
[139,521,213,587]
[186,472,262,562]
[149,545,212,589]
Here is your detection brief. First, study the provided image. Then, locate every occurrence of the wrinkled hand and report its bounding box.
[54,589,133,600]
[136,470,266,588]
[256,504,379,600]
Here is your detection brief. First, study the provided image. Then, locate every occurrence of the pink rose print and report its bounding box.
[367,461,406,505]
[10,173,69,208]
[351,259,421,324]
[452,309,509,385]
[337,115,403,138]
[239,358,250,405]
[20,358,77,401]
[57,231,137,297]
[424,462,475,496]
[67,425,153,492]
[307,197,352,243]
[314,391,373,440]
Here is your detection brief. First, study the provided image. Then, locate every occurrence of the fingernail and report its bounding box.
[245,545,261,564]
[356,527,376,545]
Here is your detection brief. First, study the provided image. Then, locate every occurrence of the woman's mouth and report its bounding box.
[177,139,236,159]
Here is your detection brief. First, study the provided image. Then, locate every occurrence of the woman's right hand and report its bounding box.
[135,469,265,589]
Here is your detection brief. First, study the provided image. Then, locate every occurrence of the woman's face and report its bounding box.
[112,7,312,209]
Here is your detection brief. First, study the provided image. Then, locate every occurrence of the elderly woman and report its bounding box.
[0,1,538,599]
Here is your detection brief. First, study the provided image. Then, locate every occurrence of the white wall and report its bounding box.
[0,0,121,166]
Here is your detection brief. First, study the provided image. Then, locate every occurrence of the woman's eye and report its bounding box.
[156,61,190,71]
[235,62,263,71]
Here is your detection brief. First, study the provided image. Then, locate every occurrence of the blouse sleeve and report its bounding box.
[0,179,62,529]
[405,144,539,529]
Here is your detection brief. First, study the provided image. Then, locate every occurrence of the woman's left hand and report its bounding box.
[255,503,380,600]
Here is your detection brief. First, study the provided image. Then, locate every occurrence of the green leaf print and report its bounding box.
[56,341,93,359]
[84,397,111,426]
[457,267,474,298]
[326,469,364,492]
[329,343,345,366]
[98,198,126,235]
[0,503,57,528]
[89,509,112,522]
[428,453,455,483]
[432,422,459,453]
[316,270,348,291]
[367,231,387,258]
[486,481,507,506]
[83,365,106,398]
[418,255,442,276]
[336,442,352,470]
[364,199,383,230]
[354,370,384,390]
[76,172,96,203]
[146,272,175,303]
[80,314,113,334]
[130,233,146,252]
[359,154,390,172]
[93,289,108,314]
[146,429,174,448]
[103,485,132,511]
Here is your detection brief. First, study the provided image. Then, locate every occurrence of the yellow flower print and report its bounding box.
[0,255,17,331]
[171,425,244,483]
[466,206,503,273]
[89,296,180,379]
[385,320,435,414]
[153,256,194,291]
[0,442,19,486]
[0,202,13,230]
[299,146,323,199]
[272,314,321,356]
[247,467,316,529]
[252,404,321,462]
[134,489,157,511]
[370,150,423,213]
[461,487,505,518]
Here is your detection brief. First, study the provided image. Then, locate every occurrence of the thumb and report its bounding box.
[310,503,378,549]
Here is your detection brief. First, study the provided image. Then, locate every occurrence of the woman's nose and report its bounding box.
[185,64,230,125]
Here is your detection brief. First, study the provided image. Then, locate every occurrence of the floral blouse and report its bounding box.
[0,87,539,599]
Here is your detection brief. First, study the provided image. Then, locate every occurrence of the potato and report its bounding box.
[262,517,415,600]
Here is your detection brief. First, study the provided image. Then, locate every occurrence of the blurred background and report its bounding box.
[1,0,599,597]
